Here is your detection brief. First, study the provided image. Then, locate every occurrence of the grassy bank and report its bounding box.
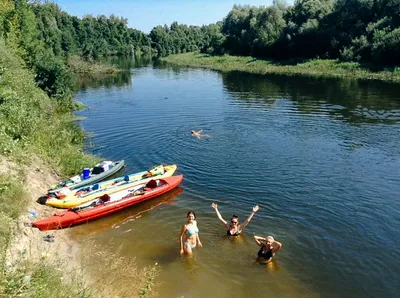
[0,36,95,297]
[161,52,400,83]
[0,38,159,297]
[68,55,120,75]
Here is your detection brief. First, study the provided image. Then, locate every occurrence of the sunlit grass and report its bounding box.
[1,38,161,298]
[68,55,119,75]
[0,174,28,221]
[161,52,400,82]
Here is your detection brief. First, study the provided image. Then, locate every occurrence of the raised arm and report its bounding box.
[211,203,229,229]
[179,225,186,255]
[240,205,259,229]
[272,240,283,254]
[253,235,265,247]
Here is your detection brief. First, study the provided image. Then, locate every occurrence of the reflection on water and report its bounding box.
[105,55,153,70]
[74,58,400,298]
[75,70,132,91]
[221,71,400,124]
[75,55,153,91]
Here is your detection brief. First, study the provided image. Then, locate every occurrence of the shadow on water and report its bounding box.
[104,55,153,70]
[221,71,400,125]
[75,55,154,90]
[75,70,132,91]
[69,187,184,238]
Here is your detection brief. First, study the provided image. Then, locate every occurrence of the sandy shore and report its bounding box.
[2,156,82,278]
[1,156,159,297]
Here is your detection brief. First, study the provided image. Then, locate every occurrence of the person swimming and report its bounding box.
[191,129,209,139]
[254,235,282,264]
[179,211,202,255]
[211,203,259,236]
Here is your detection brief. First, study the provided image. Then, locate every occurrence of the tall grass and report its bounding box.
[1,38,160,297]
[161,52,400,83]
[68,55,119,75]
[0,38,99,174]
[0,176,87,298]
[1,237,159,297]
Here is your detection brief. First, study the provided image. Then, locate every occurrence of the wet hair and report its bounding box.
[266,236,275,243]
[187,211,196,219]
[231,214,239,221]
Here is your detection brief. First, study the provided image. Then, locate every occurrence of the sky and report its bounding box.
[54,0,275,33]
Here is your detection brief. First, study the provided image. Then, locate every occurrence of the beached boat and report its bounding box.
[32,175,183,231]
[41,164,177,208]
[48,160,125,194]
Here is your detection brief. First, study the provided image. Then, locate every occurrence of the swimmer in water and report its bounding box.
[191,130,203,139]
[254,235,282,264]
[211,203,259,236]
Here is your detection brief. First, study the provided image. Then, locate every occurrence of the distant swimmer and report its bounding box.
[191,130,209,139]
[254,235,282,264]
[179,211,202,256]
[191,130,203,138]
[211,203,259,236]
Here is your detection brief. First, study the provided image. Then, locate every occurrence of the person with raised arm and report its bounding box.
[211,203,259,236]
[254,235,282,263]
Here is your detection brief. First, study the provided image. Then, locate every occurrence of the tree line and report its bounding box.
[1,0,399,104]
[213,0,400,65]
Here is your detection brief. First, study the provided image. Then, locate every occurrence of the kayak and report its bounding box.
[32,175,183,231]
[48,160,125,194]
[41,164,177,208]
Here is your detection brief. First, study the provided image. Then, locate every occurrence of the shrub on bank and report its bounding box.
[161,52,400,83]
[1,36,161,297]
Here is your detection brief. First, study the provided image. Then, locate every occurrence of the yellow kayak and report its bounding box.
[44,164,177,208]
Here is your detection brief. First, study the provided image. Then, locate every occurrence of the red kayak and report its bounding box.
[33,175,183,231]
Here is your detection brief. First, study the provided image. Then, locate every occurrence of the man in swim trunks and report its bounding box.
[179,211,202,255]
[254,235,282,263]
[211,203,259,236]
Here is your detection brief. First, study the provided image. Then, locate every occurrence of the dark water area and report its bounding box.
[73,56,400,297]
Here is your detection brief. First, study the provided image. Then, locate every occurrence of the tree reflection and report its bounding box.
[76,71,132,90]
[75,55,153,90]
[221,72,400,124]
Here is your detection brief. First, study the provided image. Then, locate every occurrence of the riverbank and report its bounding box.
[0,156,87,296]
[161,52,400,83]
[68,55,120,75]
[0,38,159,296]
[1,155,160,297]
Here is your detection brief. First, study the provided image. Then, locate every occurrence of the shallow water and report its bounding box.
[72,57,400,297]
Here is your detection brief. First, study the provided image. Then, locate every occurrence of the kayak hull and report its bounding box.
[45,165,177,208]
[49,160,125,193]
[32,175,183,231]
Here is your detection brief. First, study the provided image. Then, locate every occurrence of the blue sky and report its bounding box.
[54,0,274,33]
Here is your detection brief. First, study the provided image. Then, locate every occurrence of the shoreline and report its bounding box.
[2,155,159,297]
[3,156,84,284]
[160,52,400,83]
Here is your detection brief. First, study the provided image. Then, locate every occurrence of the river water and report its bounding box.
[73,57,400,297]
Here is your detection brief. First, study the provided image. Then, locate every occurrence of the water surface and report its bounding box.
[73,57,400,297]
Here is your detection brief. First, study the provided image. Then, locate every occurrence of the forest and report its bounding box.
[1,0,400,107]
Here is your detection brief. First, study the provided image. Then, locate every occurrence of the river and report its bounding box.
[72,56,400,297]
